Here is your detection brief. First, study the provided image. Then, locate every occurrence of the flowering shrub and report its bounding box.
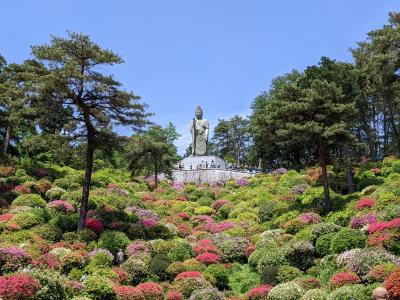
[350,214,377,229]
[136,282,163,300]
[189,287,224,300]
[298,212,321,224]
[172,182,185,190]
[193,239,218,255]
[204,221,234,233]
[356,197,376,210]
[0,246,31,273]
[212,199,231,210]
[114,285,145,300]
[166,290,183,300]
[196,252,220,264]
[367,264,397,282]
[175,271,203,280]
[236,177,249,187]
[14,184,30,194]
[127,240,149,258]
[369,218,400,234]
[330,272,360,287]
[272,167,288,175]
[385,268,400,299]
[85,218,103,234]
[246,284,273,299]
[0,213,14,222]
[121,258,149,284]
[47,200,74,213]
[0,274,41,299]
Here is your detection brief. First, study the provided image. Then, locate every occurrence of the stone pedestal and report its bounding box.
[172,169,252,184]
[178,155,226,170]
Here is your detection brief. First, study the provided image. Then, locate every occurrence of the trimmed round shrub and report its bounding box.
[0,273,41,300]
[284,240,315,270]
[32,224,62,242]
[315,233,335,257]
[326,284,367,300]
[30,269,67,300]
[114,285,145,300]
[13,211,45,229]
[12,194,46,208]
[310,222,340,244]
[98,230,130,253]
[84,275,115,300]
[276,265,303,283]
[211,234,249,262]
[136,282,163,300]
[301,289,328,300]
[329,272,360,287]
[204,264,229,290]
[149,254,171,280]
[121,257,149,284]
[247,284,273,299]
[189,287,224,300]
[173,276,212,298]
[0,246,31,273]
[45,187,67,200]
[267,282,304,300]
[330,229,366,254]
[167,240,195,262]
[257,248,288,285]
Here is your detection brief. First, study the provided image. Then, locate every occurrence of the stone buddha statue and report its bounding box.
[190,106,209,156]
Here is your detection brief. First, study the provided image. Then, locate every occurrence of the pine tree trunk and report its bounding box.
[3,125,11,154]
[318,142,331,212]
[77,128,94,231]
[346,167,355,193]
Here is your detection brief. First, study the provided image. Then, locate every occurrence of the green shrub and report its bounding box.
[13,210,46,228]
[168,240,196,262]
[258,200,279,222]
[30,269,67,300]
[326,284,368,300]
[315,233,336,257]
[12,193,47,208]
[330,228,366,254]
[301,289,328,300]
[204,263,230,290]
[98,230,130,253]
[194,206,213,215]
[257,247,288,285]
[45,187,67,200]
[276,265,303,283]
[149,254,171,280]
[355,170,384,190]
[228,264,260,295]
[310,222,340,244]
[121,257,149,284]
[49,214,79,232]
[32,224,62,242]
[284,240,315,270]
[83,274,115,300]
[267,282,304,300]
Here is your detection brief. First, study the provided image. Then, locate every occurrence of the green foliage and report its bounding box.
[83,275,115,300]
[315,233,336,257]
[98,230,130,253]
[204,264,230,290]
[30,269,67,300]
[355,170,384,190]
[12,193,46,208]
[228,264,260,295]
[267,282,304,300]
[326,284,368,300]
[302,289,328,300]
[276,265,303,283]
[121,257,149,284]
[330,228,366,254]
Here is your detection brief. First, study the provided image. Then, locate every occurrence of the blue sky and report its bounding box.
[1,1,399,154]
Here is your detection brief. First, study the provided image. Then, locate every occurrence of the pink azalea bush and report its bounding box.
[47,200,74,213]
[195,252,220,264]
[0,273,41,299]
[247,284,273,299]
[356,197,376,210]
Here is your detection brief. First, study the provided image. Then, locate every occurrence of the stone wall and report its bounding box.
[172,169,253,184]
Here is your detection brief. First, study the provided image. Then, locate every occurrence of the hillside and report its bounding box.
[0,158,399,300]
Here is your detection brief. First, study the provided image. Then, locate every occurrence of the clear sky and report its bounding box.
[1,1,399,154]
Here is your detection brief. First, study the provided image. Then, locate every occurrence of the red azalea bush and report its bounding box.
[85,218,103,234]
[0,213,14,222]
[114,285,145,300]
[193,239,218,254]
[356,198,376,210]
[112,267,131,284]
[175,271,203,280]
[385,268,400,299]
[369,218,400,234]
[0,274,41,299]
[14,185,30,194]
[166,290,184,300]
[330,272,360,287]
[136,282,163,300]
[196,252,220,264]
[246,284,273,299]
